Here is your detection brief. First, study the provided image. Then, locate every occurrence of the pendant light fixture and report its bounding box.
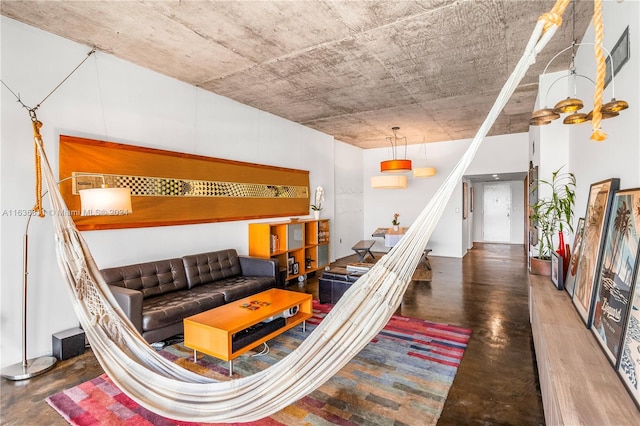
[531,1,628,127]
[413,139,437,178]
[380,127,412,173]
[370,175,408,189]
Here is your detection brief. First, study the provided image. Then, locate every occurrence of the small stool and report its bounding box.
[422,249,432,270]
[351,240,376,262]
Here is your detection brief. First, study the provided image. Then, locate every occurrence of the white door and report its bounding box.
[483,183,511,242]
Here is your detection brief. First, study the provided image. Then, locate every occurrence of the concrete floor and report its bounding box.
[1,242,544,425]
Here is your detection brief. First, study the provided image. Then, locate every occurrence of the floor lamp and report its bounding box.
[1,175,132,380]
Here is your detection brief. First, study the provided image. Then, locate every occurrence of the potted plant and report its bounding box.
[529,166,576,275]
[311,186,324,219]
[392,213,400,231]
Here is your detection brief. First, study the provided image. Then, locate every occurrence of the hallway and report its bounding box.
[1,243,544,425]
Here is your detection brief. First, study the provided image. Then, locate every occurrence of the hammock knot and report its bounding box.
[590,128,607,142]
[538,12,562,32]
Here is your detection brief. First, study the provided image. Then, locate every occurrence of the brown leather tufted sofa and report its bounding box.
[101,249,279,343]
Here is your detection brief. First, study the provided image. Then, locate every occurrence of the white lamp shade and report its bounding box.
[413,167,437,178]
[371,175,408,189]
[79,187,132,216]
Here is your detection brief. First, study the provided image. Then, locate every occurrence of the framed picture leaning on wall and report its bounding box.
[618,261,640,410]
[551,251,563,290]
[565,217,585,297]
[572,178,620,327]
[591,189,640,364]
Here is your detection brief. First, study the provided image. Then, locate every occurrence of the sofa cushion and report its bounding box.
[183,249,242,288]
[101,258,188,299]
[206,276,275,303]
[142,287,226,332]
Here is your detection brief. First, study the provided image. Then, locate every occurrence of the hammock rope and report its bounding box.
[33,1,571,422]
[591,0,607,142]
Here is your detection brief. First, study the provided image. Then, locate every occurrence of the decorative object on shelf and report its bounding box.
[1,116,133,382]
[530,1,629,141]
[590,188,640,365]
[551,251,563,290]
[564,217,585,298]
[529,166,576,276]
[571,178,619,326]
[370,175,408,189]
[380,127,411,173]
[311,186,324,219]
[392,213,400,232]
[557,231,566,258]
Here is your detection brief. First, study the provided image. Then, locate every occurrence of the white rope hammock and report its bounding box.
[37,2,570,422]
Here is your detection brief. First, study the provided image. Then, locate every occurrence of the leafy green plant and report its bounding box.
[530,166,576,260]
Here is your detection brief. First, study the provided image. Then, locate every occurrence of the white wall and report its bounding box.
[333,141,364,259]
[0,17,362,368]
[363,133,528,257]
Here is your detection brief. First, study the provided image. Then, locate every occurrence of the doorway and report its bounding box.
[482,182,512,242]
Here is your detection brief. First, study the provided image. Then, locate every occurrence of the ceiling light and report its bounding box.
[380,127,411,173]
[413,139,436,178]
[585,110,619,121]
[553,97,583,114]
[563,112,589,125]
[530,3,628,130]
[602,98,629,113]
[414,167,437,178]
[371,175,408,189]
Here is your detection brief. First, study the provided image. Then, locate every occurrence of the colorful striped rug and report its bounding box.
[47,302,471,425]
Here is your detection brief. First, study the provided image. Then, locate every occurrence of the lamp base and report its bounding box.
[1,356,57,381]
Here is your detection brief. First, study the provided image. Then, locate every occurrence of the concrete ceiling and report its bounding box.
[1,0,592,149]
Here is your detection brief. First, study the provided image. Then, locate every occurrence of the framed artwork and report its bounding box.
[463,182,468,219]
[470,186,474,213]
[59,135,310,230]
[551,251,563,290]
[591,189,640,364]
[618,262,640,410]
[572,178,620,327]
[565,217,585,297]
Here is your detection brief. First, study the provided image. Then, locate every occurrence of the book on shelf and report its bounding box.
[270,234,280,252]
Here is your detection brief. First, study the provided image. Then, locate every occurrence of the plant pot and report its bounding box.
[393,225,399,231]
[530,257,551,276]
[313,210,320,220]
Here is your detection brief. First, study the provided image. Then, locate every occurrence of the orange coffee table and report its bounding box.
[183,288,312,375]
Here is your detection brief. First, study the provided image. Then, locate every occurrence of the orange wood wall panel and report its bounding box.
[59,135,310,230]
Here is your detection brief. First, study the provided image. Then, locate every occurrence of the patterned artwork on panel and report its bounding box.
[73,173,308,198]
[591,190,640,364]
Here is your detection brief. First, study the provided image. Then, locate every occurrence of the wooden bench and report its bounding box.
[351,240,376,262]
